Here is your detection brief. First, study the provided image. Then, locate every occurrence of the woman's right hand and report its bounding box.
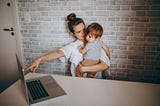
[25,58,41,72]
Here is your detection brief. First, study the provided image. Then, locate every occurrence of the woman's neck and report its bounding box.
[81,39,87,46]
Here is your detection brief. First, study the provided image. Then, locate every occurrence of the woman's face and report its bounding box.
[72,22,85,41]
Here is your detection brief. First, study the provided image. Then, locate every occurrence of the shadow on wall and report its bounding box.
[104,0,160,84]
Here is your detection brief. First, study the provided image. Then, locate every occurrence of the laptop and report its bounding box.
[16,55,67,105]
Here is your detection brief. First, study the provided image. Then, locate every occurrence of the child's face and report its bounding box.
[86,33,97,43]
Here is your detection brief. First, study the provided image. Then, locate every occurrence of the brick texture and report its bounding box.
[17,0,160,83]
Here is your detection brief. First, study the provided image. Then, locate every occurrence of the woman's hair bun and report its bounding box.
[67,13,76,21]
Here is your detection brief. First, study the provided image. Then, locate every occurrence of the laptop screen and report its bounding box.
[16,55,30,104]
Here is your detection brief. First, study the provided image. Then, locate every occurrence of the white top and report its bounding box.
[59,40,110,78]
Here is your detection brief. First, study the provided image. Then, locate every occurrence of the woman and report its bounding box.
[25,13,110,78]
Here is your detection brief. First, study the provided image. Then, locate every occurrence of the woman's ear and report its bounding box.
[69,32,73,36]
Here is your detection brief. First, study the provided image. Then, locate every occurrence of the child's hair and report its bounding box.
[86,23,103,38]
[67,13,85,33]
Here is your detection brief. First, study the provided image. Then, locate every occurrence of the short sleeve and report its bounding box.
[59,43,73,63]
[59,40,83,65]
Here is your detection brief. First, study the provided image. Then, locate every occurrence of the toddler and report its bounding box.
[76,23,110,78]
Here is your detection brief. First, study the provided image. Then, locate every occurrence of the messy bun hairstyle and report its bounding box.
[67,13,85,33]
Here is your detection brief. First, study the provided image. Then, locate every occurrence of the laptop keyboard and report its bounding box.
[26,80,49,100]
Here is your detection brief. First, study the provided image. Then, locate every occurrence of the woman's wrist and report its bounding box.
[35,57,42,63]
[39,56,43,62]
[80,66,88,73]
[38,55,47,62]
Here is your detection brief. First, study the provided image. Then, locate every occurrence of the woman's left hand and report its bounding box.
[76,63,83,77]
[77,63,84,73]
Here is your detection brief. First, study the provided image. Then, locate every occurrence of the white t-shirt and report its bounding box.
[59,40,110,78]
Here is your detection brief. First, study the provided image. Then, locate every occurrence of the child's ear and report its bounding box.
[97,36,101,40]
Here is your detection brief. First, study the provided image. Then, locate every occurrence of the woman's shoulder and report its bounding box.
[62,40,83,49]
[69,40,83,46]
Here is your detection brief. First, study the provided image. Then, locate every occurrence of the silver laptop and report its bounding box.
[16,55,66,105]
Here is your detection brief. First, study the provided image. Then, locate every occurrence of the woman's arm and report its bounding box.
[78,42,110,73]
[78,60,109,73]
[25,50,64,72]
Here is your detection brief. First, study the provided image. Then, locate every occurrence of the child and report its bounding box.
[76,23,110,78]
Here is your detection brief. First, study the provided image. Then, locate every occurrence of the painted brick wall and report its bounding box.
[17,0,160,83]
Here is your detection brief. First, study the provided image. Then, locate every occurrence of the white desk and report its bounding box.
[0,73,160,106]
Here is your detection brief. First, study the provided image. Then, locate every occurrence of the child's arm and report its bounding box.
[77,45,87,54]
[102,44,110,59]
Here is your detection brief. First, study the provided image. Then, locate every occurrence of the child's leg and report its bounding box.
[76,67,83,77]
[81,59,99,78]
[87,72,96,78]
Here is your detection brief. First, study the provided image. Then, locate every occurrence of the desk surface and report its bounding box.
[0,73,160,106]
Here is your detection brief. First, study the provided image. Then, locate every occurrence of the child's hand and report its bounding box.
[76,69,83,77]
[76,64,83,77]
[77,45,83,49]
[77,45,83,53]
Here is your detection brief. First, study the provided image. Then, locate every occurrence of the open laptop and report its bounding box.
[16,55,67,105]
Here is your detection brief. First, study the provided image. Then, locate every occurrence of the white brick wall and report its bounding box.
[17,0,160,83]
